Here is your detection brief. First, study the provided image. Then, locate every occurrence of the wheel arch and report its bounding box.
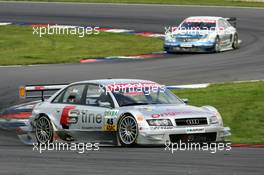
[34,113,58,131]
[37,113,49,119]
[117,112,135,125]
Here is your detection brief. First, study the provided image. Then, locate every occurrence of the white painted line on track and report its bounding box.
[1,1,263,9]
[167,83,210,89]
[230,79,264,83]
[0,64,50,68]
[0,65,22,68]
[105,29,134,33]
[168,79,263,89]
[49,25,79,29]
[0,22,12,26]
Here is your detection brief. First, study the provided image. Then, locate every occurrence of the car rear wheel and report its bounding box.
[118,115,138,146]
[35,115,54,144]
[232,33,239,49]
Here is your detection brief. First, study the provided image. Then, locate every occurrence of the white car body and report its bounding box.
[164,16,240,52]
[18,79,231,146]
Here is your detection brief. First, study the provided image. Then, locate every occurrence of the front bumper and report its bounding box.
[164,41,215,53]
[136,125,231,145]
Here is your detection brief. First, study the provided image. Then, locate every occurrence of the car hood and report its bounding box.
[120,104,214,119]
[171,30,216,39]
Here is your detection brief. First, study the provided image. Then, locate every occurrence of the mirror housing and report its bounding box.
[182,98,189,104]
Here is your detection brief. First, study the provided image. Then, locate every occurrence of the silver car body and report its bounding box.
[20,79,230,145]
[164,16,240,52]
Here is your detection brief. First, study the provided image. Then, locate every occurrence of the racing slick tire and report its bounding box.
[213,36,221,53]
[35,115,54,144]
[117,115,138,147]
[232,33,239,49]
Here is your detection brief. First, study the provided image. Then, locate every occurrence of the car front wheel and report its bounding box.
[232,33,239,49]
[214,36,221,53]
[118,115,138,146]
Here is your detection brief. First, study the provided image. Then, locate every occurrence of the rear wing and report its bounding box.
[19,84,68,101]
[225,17,237,28]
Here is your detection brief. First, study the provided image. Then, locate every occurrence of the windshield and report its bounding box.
[112,88,183,107]
[180,21,216,30]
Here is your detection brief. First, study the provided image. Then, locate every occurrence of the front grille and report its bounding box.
[169,132,217,143]
[176,38,199,42]
[175,118,208,126]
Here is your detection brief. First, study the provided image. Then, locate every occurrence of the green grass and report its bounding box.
[172,81,264,144]
[1,0,264,8]
[0,25,163,65]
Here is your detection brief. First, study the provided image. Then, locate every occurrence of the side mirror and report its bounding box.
[98,101,112,108]
[182,98,189,104]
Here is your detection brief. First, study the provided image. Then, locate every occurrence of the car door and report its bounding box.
[67,83,118,143]
[68,83,116,132]
[50,83,86,130]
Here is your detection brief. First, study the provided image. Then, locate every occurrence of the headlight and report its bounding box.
[209,112,223,126]
[215,111,223,126]
[209,116,219,124]
[147,119,173,126]
[165,33,176,42]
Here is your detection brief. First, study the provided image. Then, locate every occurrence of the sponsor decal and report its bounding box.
[81,126,102,130]
[146,107,153,112]
[107,82,163,90]
[104,110,119,117]
[151,126,175,130]
[186,127,205,134]
[185,19,216,23]
[60,106,76,129]
[123,91,144,96]
[66,109,103,129]
[136,115,144,122]
[81,112,102,124]
[34,86,45,90]
[103,118,117,131]
[103,110,119,131]
[151,111,211,118]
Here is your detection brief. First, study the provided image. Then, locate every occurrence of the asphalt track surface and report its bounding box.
[0,2,264,175]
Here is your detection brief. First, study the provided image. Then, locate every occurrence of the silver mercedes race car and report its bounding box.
[164,16,240,53]
[18,79,230,146]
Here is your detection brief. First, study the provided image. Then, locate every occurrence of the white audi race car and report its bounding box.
[164,16,241,53]
[16,79,230,146]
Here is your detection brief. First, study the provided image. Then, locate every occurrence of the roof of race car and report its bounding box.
[186,16,223,20]
[70,79,158,86]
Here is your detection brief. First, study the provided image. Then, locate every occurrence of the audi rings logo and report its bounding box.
[186,119,200,125]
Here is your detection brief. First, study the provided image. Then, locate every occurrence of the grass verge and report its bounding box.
[172,81,264,144]
[0,25,163,65]
[1,0,264,8]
